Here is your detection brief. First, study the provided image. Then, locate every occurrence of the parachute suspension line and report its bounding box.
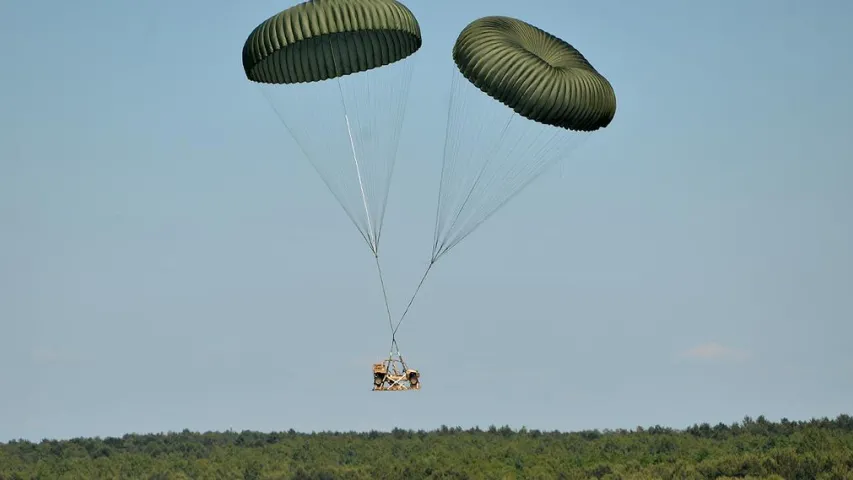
[444,121,591,257]
[391,63,596,342]
[441,116,558,253]
[257,85,373,250]
[440,128,590,257]
[390,260,434,352]
[428,65,594,264]
[330,39,418,349]
[432,112,516,262]
[432,68,489,260]
[324,39,400,354]
[374,57,416,248]
[391,65,459,344]
[390,67,514,341]
[329,39,378,255]
[430,67,510,262]
[431,68,461,259]
[342,102,376,253]
[366,60,417,346]
[373,254,395,338]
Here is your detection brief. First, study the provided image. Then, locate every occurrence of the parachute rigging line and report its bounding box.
[373,255,395,340]
[330,37,378,255]
[390,56,596,341]
[259,84,396,338]
[243,0,425,354]
[254,41,415,257]
[431,67,592,262]
[327,36,397,337]
[258,85,374,251]
[390,259,433,350]
[432,111,517,262]
[255,37,417,343]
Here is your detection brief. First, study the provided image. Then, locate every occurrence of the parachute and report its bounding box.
[242,0,422,256]
[242,6,616,391]
[242,0,424,391]
[391,15,617,340]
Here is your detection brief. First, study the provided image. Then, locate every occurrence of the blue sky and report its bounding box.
[1,0,851,442]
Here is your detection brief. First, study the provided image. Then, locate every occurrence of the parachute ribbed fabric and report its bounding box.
[242,0,422,84]
[453,16,616,132]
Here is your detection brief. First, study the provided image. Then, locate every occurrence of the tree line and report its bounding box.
[2,414,852,479]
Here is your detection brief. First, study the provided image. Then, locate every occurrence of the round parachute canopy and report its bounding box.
[242,0,422,84]
[452,16,616,132]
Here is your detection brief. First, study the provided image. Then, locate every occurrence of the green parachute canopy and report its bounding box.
[242,0,422,84]
[240,0,423,255]
[452,16,616,132]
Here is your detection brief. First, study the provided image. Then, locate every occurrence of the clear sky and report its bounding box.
[1,0,851,442]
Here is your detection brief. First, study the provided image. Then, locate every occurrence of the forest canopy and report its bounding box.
[2,414,852,479]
